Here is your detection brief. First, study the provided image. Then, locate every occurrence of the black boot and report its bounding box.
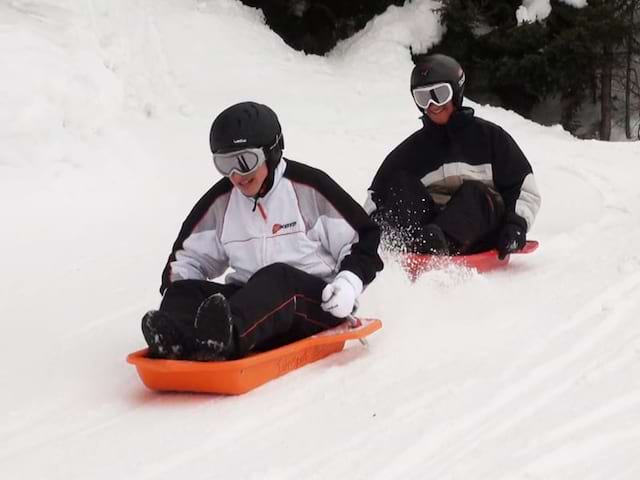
[141,310,187,359]
[417,224,450,255]
[192,293,236,361]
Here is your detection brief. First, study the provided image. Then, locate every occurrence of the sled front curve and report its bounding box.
[127,318,382,395]
[402,240,539,281]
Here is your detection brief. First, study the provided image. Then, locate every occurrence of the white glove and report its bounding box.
[321,271,363,318]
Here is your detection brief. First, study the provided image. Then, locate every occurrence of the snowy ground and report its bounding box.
[2,1,640,479]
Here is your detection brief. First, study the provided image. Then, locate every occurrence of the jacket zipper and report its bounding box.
[256,201,268,266]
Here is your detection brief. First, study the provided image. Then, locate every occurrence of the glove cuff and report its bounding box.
[335,270,363,297]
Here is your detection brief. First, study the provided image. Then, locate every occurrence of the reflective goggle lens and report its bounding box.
[412,83,453,109]
[213,149,265,177]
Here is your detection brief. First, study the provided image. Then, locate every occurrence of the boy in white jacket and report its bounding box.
[142,102,383,360]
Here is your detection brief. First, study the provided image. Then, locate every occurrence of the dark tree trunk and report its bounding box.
[625,36,632,139]
[624,1,637,139]
[600,44,613,141]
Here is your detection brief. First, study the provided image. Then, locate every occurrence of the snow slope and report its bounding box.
[1,1,640,478]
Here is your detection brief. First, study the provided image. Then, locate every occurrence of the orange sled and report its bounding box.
[402,240,539,281]
[127,318,382,395]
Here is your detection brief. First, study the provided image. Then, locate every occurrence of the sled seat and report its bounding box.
[401,240,539,281]
[127,318,382,395]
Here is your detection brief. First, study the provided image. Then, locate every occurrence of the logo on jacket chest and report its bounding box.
[272,221,297,234]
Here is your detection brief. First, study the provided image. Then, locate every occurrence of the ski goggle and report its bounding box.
[213,148,267,177]
[412,83,454,109]
[212,134,281,177]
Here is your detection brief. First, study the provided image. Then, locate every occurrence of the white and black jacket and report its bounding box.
[365,108,541,232]
[160,159,383,294]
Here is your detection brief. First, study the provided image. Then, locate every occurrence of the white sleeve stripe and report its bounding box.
[363,190,377,214]
[420,162,494,187]
[515,173,541,231]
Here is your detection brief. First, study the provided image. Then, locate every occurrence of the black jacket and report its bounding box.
[365,108,541,231]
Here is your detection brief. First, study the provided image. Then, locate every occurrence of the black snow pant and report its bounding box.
[376,171,505,254]
[159,263,343,358]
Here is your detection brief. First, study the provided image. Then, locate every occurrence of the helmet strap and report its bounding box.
[252,141,283,200]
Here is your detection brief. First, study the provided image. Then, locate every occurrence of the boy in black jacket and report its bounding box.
[365,54,541,258]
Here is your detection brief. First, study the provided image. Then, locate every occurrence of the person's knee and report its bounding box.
[251,262,300,280]
[457,181,503,213]
[160,279,215,316]
[457,180,491,197]
[164,279,204,296]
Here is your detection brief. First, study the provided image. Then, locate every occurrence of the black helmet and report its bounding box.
[410,54,466,109]
[209,101,284,154]
[209,102,285,196]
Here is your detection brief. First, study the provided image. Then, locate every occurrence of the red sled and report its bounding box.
[401,240,539,281]
[127,318,382,395]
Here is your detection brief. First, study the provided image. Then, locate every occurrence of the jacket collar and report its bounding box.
[260,158,286,201]
[420,106,475,134]
[236,158,287,208]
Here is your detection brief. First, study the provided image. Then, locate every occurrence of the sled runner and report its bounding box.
[127,317,382,395]
[402,240,539,281]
